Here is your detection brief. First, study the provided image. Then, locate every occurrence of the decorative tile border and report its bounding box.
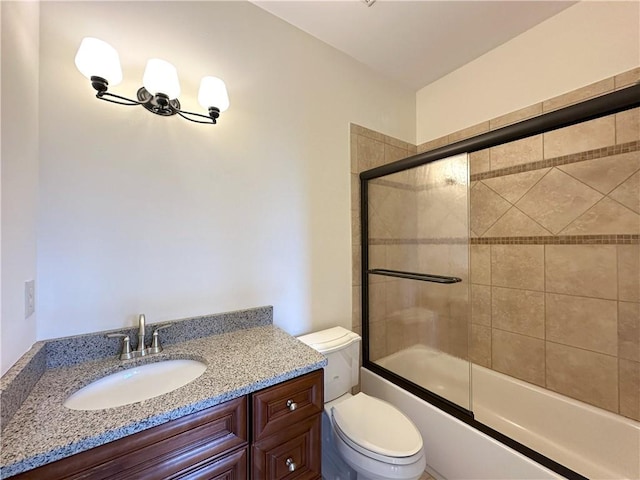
[370,235,639,245]
[471,141,639,182]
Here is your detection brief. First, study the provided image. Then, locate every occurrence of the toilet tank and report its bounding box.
[298,327,361,402]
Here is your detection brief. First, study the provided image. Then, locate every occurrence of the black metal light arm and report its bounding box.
[88,76,221,125]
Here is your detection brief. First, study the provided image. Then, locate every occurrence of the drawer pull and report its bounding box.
[285,457,297,472]
[286,399,297,411]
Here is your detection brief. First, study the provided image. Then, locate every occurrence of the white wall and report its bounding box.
[30,2,415,344]
[1,1,40,375]
[416,1,640,144]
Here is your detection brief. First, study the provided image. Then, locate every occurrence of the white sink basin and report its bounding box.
[64,359,207,410]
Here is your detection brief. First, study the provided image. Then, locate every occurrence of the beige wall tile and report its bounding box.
[492,287,544,338]
[546,293,618,355]
[351,207,361,247]
[491,245,544,291]
[472,284,491,326]
[609,170,640,215]
[352,244,361,287]
[351,123,385,142]
[351,173,360,213]
[469,149,490,175]
[470,245,491,285]
[385,143,409,165]
[407,144,418,155]
[615,108,640,143]
[417,135,449,154]
[357,135,385,172]
[560,197,640,236]
[545,245,617,300]
[615,67,640,89]
[544,116,616,158]
[352,286,362,331]
[484,207,552,237]
[557,152,640,195]
[492,329,545,386]
[516,168,603,234]
[351,133,358,173]
[482,168,549,204]
[471,324,491,368]
[449,122,490,144]
[543,78,614,112]
[618,245,640,302]
[368,245,386,273]
[619,301,640,362]
[619,359,640,421]
[490,103,543,130]
[368,281,387,323]
[369,319,387,361]
[546,342,618,412]
[470,182,511,236]
[490,135,543,171]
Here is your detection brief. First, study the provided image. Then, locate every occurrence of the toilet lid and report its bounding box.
[331,393,423,458]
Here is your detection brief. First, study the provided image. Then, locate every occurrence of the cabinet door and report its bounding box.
[253,370,323,441]
[252,415,321,480]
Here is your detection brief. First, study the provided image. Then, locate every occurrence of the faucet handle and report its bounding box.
[148,323,173,354]
[106,333,133,360]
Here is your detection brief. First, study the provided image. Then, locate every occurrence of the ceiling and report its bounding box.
[253,0,576,91]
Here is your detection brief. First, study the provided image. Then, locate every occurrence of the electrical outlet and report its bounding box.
[25,280,35,318]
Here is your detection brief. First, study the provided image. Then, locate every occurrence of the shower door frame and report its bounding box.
[359,83,640,480]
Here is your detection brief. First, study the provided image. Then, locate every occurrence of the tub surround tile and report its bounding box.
[484,207,551,237]
[448,121,490,144]
[385,143,410,165]
[357,134,385,172]
[490,135,543,171]
[470,245,491,285]
[619,359,640,421]
[0,307,326,477]
[615,108,640,143]
[516,168,603,234]
[543,116,616,158]
[546,342,618,413]
[471,284,491,327]
[492,330,545,387]
[560,197,640,236]
[609,170,640,214]
[489,103,543,130]
[545,245,617,300]
[492,287,544,339]
[557,152,640,195]
[491,245,544,291]
[417,135,449,154]
[350,133,358,173]
[617,245,640,302]
[614,68,640,89]
[482,168,549,205]
[469,149,490,175]
[470,182,511,235]
[545,293,618,356]
[618,302,640,362]
[470,324,491,368]
[542,78,614,113]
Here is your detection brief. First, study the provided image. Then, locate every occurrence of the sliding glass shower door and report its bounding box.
[364,153,471,410]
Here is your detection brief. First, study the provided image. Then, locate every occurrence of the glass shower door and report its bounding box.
[365,153,471,410]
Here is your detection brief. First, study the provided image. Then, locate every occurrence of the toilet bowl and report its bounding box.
[297,327,426,480]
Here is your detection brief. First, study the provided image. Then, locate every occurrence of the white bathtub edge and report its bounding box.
[361,368,566,480]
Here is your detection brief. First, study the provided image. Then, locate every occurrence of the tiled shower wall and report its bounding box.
[351,67,640,421]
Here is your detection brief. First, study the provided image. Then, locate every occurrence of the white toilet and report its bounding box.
[298,327,426,480]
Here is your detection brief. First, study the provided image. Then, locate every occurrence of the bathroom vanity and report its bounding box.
[0,307,326,479]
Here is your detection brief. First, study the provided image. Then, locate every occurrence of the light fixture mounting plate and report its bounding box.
[137,87,181,116]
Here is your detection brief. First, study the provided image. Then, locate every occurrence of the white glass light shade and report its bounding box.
[74,37,123,86]
[198,76,229,112]
[142,59,181,99]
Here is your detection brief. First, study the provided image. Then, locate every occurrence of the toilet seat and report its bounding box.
[330,392,423,464]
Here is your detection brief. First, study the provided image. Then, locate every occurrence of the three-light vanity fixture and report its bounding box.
[75,37,229,125]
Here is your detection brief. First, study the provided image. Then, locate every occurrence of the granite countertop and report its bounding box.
[0,308,326,478]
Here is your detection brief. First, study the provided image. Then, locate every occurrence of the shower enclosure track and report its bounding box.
[359,82,640,480]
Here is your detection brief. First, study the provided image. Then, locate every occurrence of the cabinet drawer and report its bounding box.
[252,415,321,480]
[252,369,323,441]
[171,446,247,480]
[12,397,247,480]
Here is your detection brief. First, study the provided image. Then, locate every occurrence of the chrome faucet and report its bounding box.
[135,314,148,356]
[106,314,173,360]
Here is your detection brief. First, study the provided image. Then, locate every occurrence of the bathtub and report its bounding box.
[367,345,640,480]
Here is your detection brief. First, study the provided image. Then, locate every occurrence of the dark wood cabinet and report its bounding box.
[9,370,323,480]
[251,369,323,480]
